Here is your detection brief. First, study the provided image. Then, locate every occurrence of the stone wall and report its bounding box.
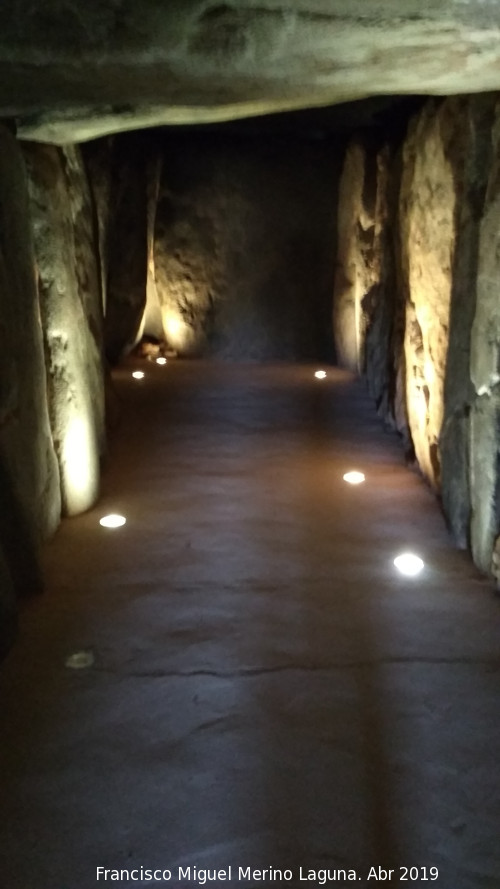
[153,133,339,360]
[23,144,105,517]
[333,94,500,577]
[0,132,108,657]
[0,126,61,618]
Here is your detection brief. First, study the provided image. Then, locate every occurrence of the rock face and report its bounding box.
[1,2,500,143]
[103,135,149,364]
[0,126,61,609]
[23,143,105,517]
[332,137,408,438]
[333,94,500,577]
[154,133,338,359]
[440,97,496,554]
[333,141,370,373]
[399,101,456,490]
[469,101,500,571]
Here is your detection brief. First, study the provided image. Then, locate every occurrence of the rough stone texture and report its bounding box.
[104,134,149,363]
[333,140,370,373]
[143,152,164,341]
[23,143,104,517]
[468,102,500,571]
[440,96,496,552]
[0,125,60,611]
[154,133,338,359]
[1,2,500,142]
[83,138,114,317]
[61,145,106,456]
[399,100,457,490]
[333,137,409,443]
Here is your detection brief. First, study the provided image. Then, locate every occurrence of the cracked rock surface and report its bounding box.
[1,361,500,888]
[3,1,500,142]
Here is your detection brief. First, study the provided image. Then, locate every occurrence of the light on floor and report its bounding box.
[99,514,127,528]
[394,552,424,577]
[315,370,327,379]
[156,357,167,365]
[132,371,145,380]
[65,650,95,670]
[343,471,366,485]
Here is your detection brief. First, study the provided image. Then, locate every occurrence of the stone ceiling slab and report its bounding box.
[0,1,499,141]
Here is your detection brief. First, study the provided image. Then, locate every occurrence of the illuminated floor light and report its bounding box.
[394,552,425,577]
[315,370,327,379]
[65,650,94,670]
[156,357,167,365]
[343,471,366,485]
[99,514,126,528]
[132,371,145,380]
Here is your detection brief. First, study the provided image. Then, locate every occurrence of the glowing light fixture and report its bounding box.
[394,552,425,577]
[343,471,366,485]
[99,514,126,528]
[156,356,167,365]
[315,370,327,379]
[132,371,144,380]
[65,650,94,670]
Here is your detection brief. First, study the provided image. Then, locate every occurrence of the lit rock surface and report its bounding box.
[333,139,408,439]
[333,141,370,373]
[0,1,499,142]
[399,101,456,489]
[0,124,60,596]
[23,144,104,516]
[154,133,337,359]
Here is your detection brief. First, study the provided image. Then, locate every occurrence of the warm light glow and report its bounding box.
[394,552,425,577]
[162,311,194,352]
[156,356,167,365]
[132,371,145,380]
[315,370,327,379]
[343,471,366,485]
[62,415,99,515]
[99,514,127,528]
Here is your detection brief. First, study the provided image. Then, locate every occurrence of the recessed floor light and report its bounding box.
[132,371,144,380]
[315,370,327,379]
[343,471,366,485]
[156,357,167,365]
[65,650,94,670]
[99,514,126,528]
[394,553,425,577]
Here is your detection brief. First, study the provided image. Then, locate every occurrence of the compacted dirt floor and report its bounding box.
[1,360,500,889]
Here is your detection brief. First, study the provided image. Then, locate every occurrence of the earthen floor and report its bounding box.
[1,361,500,889]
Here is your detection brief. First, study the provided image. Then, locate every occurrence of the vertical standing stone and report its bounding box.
[23,143,104,517]
[0,125,61,620]
[469,101,500,572]
[104,134,149,363]
[399,100,456,490]
[333,141,371,373]
[440,96,496,550]
[61,145,106,456]
[333,137,408,441]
